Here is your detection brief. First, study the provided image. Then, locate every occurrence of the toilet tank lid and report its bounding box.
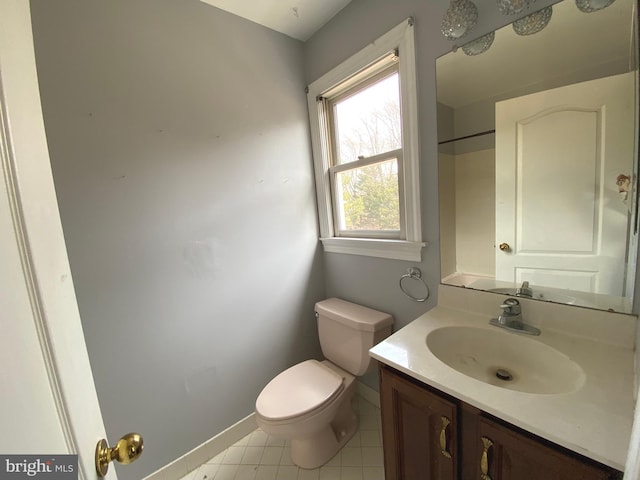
[315,298,393,332]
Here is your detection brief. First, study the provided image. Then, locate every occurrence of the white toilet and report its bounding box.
[255,298,393,469]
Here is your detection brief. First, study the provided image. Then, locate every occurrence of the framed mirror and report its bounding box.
[437,0,638,313]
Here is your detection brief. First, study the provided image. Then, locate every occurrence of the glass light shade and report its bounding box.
[513,6,552,35]
[441,0,479,40]
[462,31,496,55]
[575,0,616,12]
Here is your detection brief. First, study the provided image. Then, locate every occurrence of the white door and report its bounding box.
[495,73,635,295]
[0,3,119,479]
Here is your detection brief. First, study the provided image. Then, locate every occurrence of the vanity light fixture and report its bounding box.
[445,0,616,48]
[441,0,479,40]
[575,0,616,12]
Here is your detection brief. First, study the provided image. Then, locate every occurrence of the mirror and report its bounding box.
[437,0,638,313]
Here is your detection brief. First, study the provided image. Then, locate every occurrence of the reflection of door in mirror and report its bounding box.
[495,73,634,297]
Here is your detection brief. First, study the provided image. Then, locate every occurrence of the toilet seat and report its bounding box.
[256,360,344,422]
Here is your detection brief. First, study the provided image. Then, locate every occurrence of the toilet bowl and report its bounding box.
[256,360,356,469]
[255,298,393,469]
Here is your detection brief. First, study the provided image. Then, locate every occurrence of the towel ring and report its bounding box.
[399,267,430,302]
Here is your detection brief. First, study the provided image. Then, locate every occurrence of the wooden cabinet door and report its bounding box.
[474,415,619,480]
[379,366,457,480]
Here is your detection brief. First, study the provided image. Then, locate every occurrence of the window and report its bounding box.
[307,19,423,261]
[328,63,402,238]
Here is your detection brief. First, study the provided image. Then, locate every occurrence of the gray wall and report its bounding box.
[30,1,324,478]
[304,0,561,389]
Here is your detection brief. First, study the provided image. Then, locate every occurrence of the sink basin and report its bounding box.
[426,326,585,394]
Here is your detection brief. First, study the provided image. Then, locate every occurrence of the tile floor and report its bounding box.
[179,396,385,480]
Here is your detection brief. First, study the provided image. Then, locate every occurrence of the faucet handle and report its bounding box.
[500,298,521,314]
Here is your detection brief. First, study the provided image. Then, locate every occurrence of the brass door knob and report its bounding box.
[95,433,143,477]
[499,242,511,252]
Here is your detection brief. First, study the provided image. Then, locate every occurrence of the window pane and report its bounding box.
[334,72,401,165]
[335,159,400,232]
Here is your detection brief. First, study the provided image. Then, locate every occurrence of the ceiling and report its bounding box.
[199,0,353,41]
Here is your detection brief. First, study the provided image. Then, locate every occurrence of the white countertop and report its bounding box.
[369,290,636,470]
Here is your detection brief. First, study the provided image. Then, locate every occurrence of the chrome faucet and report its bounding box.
[489,298,540,336]
[515,281,533,298]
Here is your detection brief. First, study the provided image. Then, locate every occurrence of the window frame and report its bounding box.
[306,18,424,261]
[327,64,404,239]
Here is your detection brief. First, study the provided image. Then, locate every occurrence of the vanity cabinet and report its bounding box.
[379,365,622,480]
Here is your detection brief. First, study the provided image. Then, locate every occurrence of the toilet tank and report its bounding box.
[315,298,394,376]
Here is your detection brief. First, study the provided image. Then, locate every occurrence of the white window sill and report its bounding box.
[320,237,426,261]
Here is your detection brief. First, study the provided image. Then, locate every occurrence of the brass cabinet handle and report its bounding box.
[499,242,511,252]
[439,416,452,459]
[95,433,144,477]
[480,436,493,480]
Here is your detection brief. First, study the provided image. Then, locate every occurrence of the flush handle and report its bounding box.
[439,416,452,459]
[95,433,143,477]
[480,436,493,480]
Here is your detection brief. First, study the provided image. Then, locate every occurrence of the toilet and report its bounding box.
[255,298,393,469]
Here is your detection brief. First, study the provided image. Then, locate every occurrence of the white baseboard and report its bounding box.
[142,413,257,480]
[143,385,380,480]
